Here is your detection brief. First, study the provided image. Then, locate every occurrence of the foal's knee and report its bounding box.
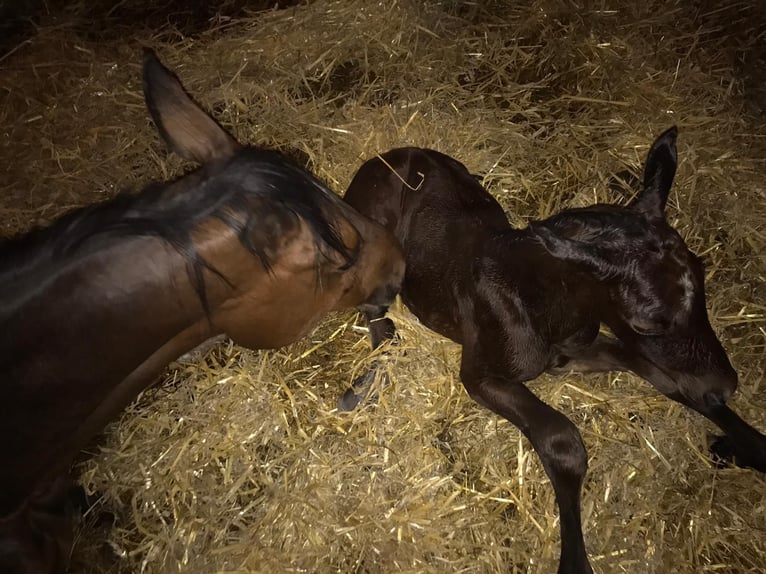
[536,416,588,487]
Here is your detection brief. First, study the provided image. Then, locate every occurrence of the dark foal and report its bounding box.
[0,51,404,573]
[340,127,766,573]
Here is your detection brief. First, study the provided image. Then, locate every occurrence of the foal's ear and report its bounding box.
[142,49,240,165]
[528,222,616,279]
[630,126,678,219]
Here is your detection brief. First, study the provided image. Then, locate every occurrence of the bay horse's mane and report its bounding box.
[0,147,356,313]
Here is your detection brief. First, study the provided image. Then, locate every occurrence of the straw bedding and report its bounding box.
[1,1,765,572]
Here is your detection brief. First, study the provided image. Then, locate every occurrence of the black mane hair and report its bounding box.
[0,148,357,314]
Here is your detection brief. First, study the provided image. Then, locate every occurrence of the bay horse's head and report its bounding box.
[140,49,405,320]
[0,51,406,574]
[531,127,736,408]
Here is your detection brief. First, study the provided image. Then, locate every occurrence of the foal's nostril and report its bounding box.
[702,371,737,407]
[703,391,726,408]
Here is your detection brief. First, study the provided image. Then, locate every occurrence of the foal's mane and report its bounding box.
[0,148,356,313]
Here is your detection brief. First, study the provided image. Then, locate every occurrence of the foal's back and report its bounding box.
[345,148,514,341]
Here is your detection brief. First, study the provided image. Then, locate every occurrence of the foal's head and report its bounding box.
[531,127,736,405]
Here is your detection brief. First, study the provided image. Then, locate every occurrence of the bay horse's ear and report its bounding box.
[142,48,240,165]
[630,126,678,219]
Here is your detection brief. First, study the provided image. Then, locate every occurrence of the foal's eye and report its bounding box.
[630,324,666,336]
[628,315,670,337]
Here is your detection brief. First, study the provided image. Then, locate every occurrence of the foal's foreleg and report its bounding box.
[701,406,766,472]
[461,359,593,574]
[337,304,398,411]
[552,335,766,472]
[625,364,766,472]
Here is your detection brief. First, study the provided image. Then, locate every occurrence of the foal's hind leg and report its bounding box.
[337,305,397,411]
[461,352,593,574]
[551,335,766,472]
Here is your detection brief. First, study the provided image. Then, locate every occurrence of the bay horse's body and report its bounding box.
[340,129,766,573]
[0,51,404,573]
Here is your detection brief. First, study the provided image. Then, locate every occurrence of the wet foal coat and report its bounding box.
[0,51,404,573]
[341,128,766,574]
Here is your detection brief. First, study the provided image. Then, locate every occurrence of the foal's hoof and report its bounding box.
[708,434,736,468]
[337,387,366,411]
[708,434,766,472]
[336,371,381,412]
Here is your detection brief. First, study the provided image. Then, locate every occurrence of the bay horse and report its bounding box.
[0,50,404,574]
[339,128,766,573]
